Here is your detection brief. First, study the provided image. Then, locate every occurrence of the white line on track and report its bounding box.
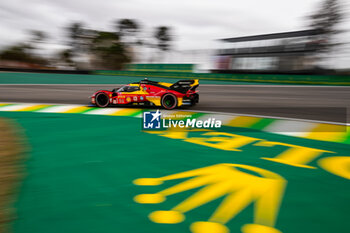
[0,103,35,111]
[0,101,348,126]
[36,105,80,113]
[180,109,350,126]
[264,120,317,136]
[84,108,119,115]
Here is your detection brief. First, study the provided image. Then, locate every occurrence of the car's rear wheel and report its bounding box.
[191,93,199,106]
[95,93,109,107]
[161,93,178,110]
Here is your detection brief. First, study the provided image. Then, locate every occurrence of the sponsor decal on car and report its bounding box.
[146,96,160,99]
[126,97,131,102]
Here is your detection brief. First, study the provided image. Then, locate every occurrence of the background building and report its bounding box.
[214,29,324,73]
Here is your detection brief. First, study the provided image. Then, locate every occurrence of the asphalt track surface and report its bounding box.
[0,84,349,123]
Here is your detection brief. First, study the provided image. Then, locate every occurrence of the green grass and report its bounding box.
[0,111,348,233]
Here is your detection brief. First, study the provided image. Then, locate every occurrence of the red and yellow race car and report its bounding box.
[91,78,199,110]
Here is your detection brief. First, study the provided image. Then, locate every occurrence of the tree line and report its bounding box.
[0,19,172,70]
[0,0,345,70]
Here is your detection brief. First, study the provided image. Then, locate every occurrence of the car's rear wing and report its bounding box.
[170,79,199,93]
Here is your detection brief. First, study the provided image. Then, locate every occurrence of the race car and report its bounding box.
[91,78,199,110]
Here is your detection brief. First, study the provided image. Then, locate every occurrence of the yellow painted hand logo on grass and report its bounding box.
[133,163,286,233]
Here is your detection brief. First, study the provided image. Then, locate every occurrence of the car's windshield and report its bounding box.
[116,85,140,92]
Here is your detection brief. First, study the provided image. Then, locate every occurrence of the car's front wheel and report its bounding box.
[161,93,178,110]
[95,93,110,107]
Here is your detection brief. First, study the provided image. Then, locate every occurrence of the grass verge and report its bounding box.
[0,119,25,233]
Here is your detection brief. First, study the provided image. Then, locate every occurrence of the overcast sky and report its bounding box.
[0,0,349,66]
